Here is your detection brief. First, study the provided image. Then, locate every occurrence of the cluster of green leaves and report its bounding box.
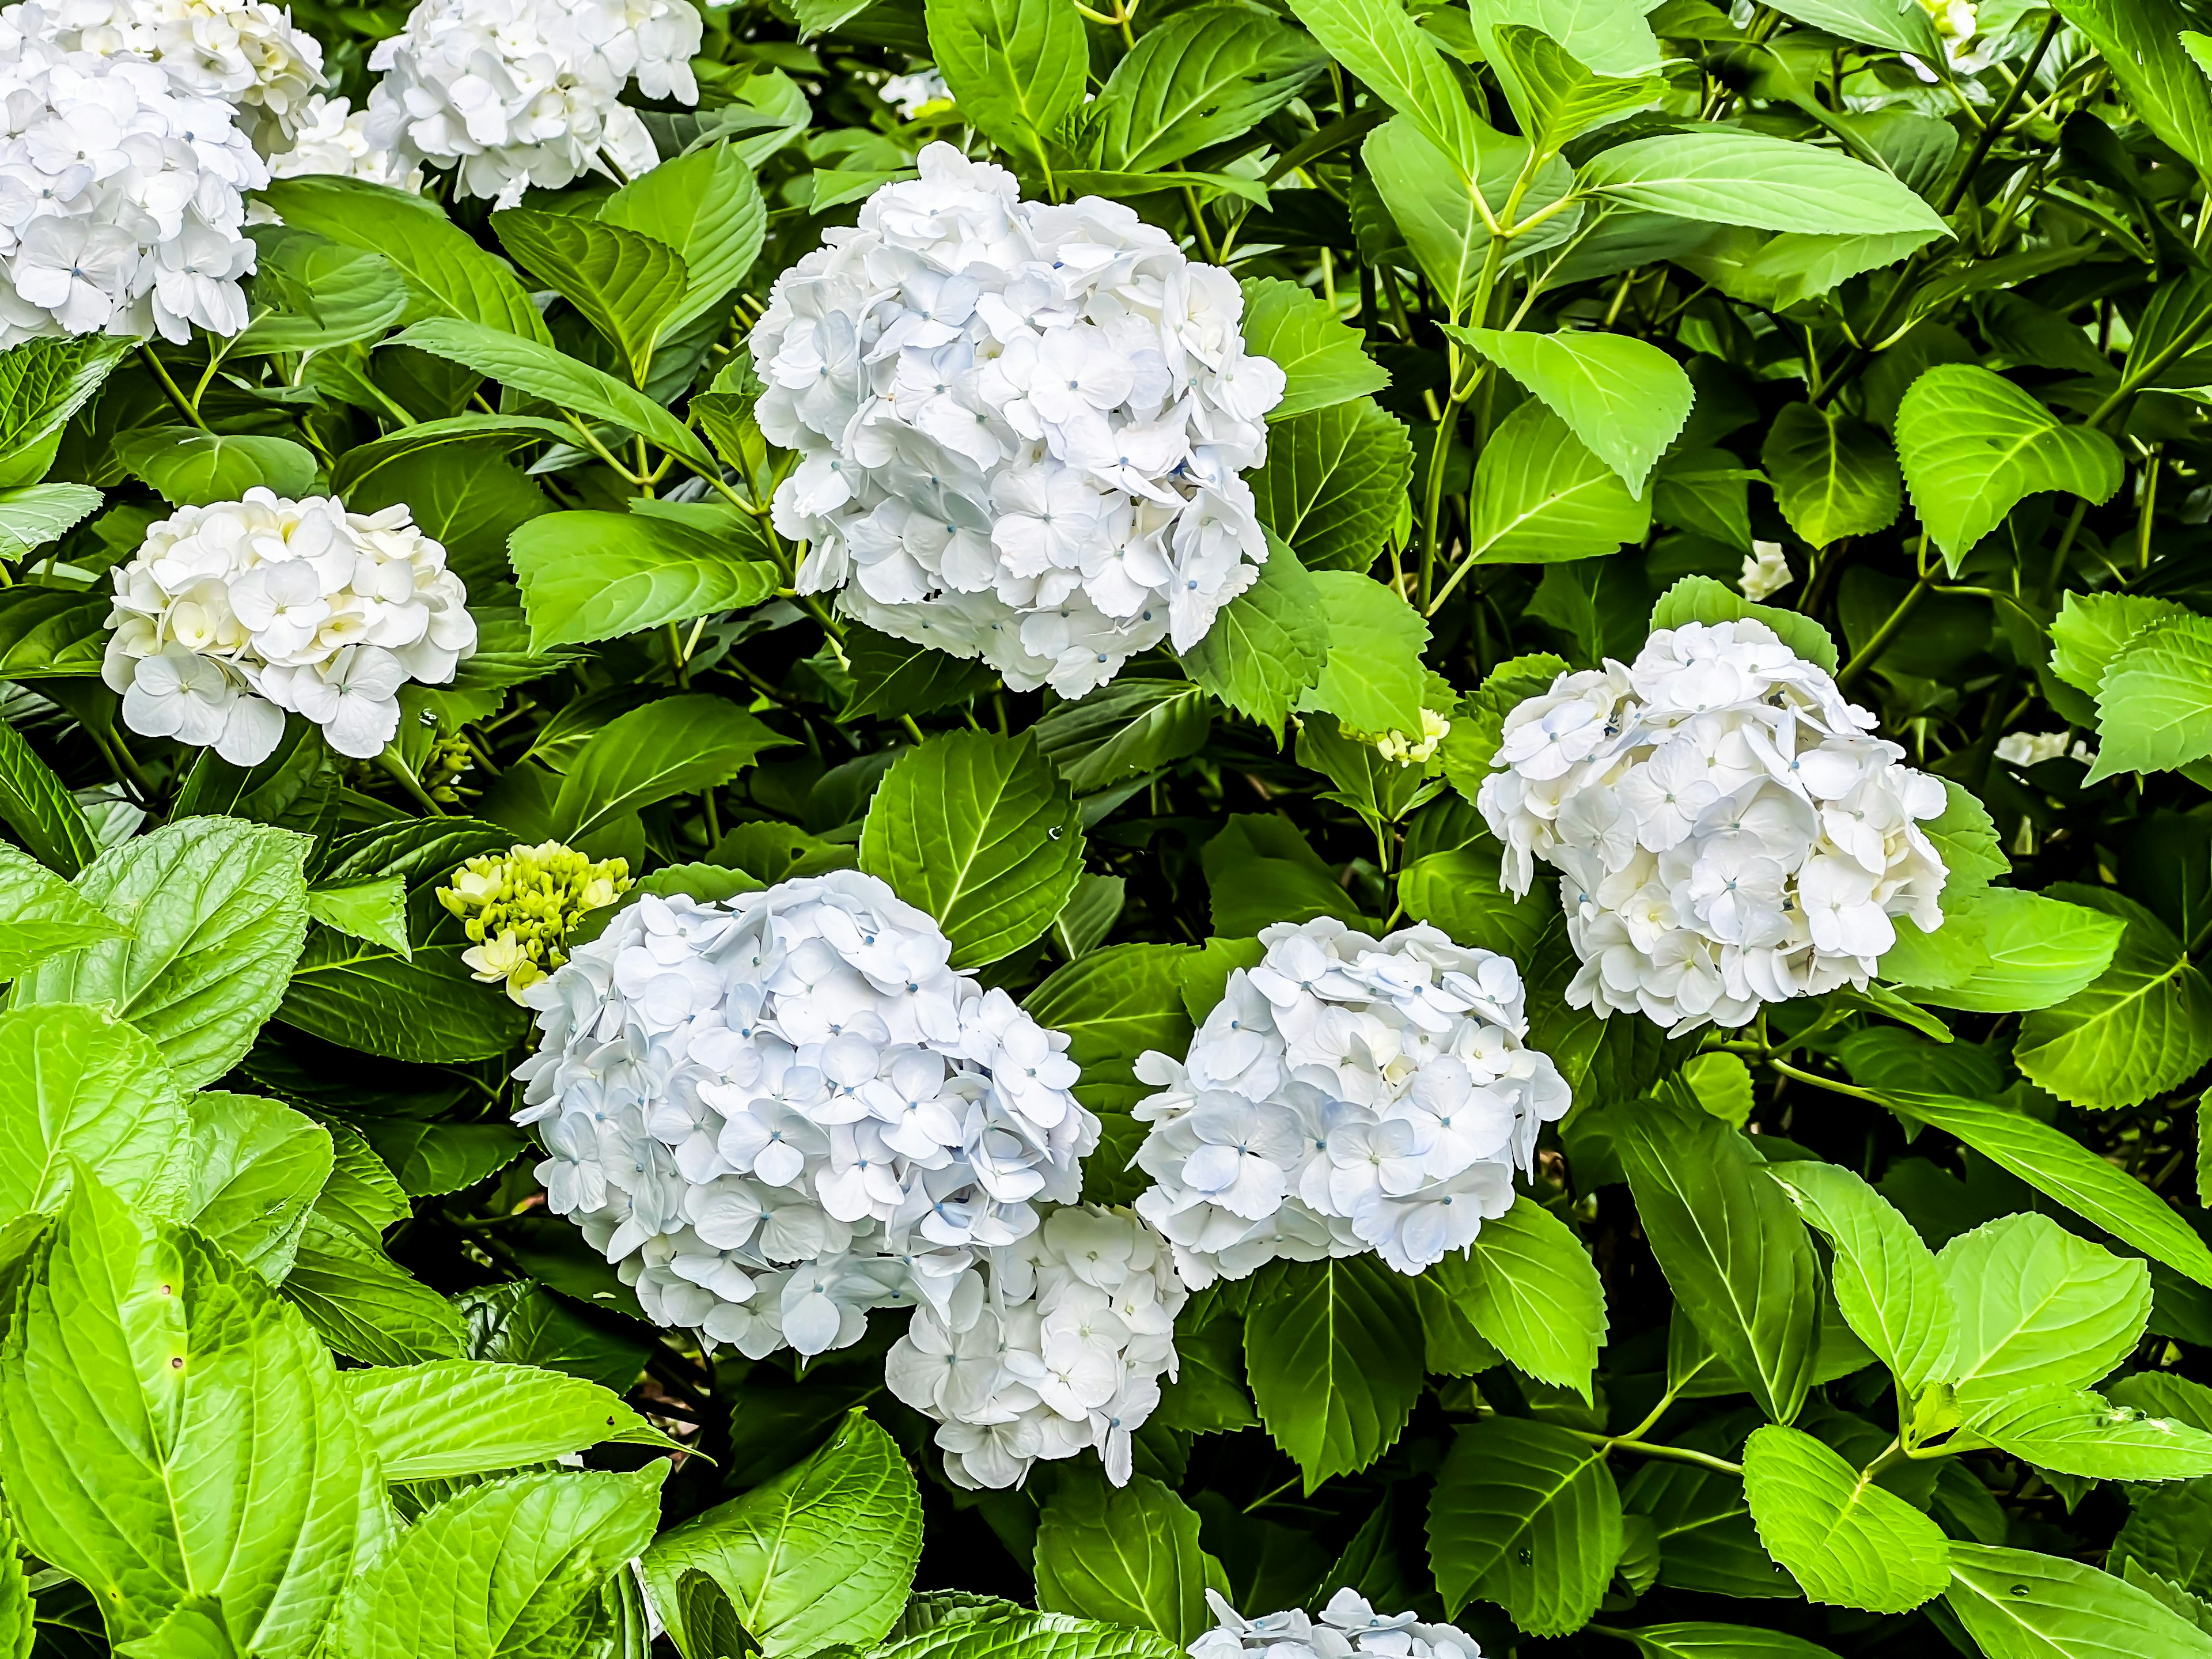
[4,0,2212,1650]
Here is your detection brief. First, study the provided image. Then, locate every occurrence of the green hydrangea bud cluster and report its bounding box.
[437,841,631,1002]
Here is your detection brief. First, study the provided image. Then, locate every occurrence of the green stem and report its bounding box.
[378,745,449,816]
[1562,1426,1743,1476]
[1768,1056,1880,1104]
[1836,573,1929,691]
[137,345,211,433]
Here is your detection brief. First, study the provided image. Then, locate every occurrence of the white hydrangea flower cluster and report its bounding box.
[888,1203,1185,1491]
[362,0,700,206]
[513,873,1101,1362]
[1191,1590,1483,1659]
[9,0,323,151]
[0,10,266,345]
[1131,918,1569,1286]
[100,489,478,764]
[1478,619,1950,1035]
[264,93,421,192]
[751,142,1287,699]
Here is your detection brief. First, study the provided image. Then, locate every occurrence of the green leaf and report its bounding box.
[1615,1092,1820,1423]
[1397,845,1549,960]
[339,1359,679,1482]
[0,586,111,679]
[2049,593,2193,697]
[1740,1423,1948,1613]
[924,0,1086,172]
[332,1465,665,1658]
[1961,1384,2212,1482]
[2014,887,2212,1110]
[1578,132,1951,236]
[1895,365,2125,569]
[1766,1160,1953,1395]
[642,1410,922,1658]
[1033,680,1211,796]
[510,510,780,650]
[306,876,410,959]
[1035,1470,1214,1645]
[552,694,792,842]
[456,1279,650,1395]
[0,482,101,558]
[600,143,767,332]
[394,317,722,478]
[877,1611,1180,1659]
[0,1176,384,1658]
[0,1002,187,1225]
[1760,403,1903,547]
[1906,888,2124,1013]
[0,336,132,490]
[184,1091,332,1282]
[492,209,688,382]
[2090,613,2212,781]
[238,229,410,355]
[111,429,318,507]
[2048,0,2212,175]
[0,838,126,979]
[1281,0,1487,183]
[2115,1479,2212,1600]
[0,719,96,876]
[1487,22,1661,154]
[1440,653,1566,802]
[1204,812,1368,935]
[280,1210,468,1365]
[1645,576,1840,674]
[1362,118,1574,320]
[1251,397,1414,573]
[1764,0,1939,51]
[1945,1541,2212,1659]
[859,729,1084,968]
[1452,326,1693,496]
[1427,1418,1623,1633]
[1467,399,1652,564]
[15,817,310,1090]
[254,176,553,343]
[1089,3,1328,172]
[1024,942,1193,1203]
[1941,1213,2150,1408]
[279,933,529,1065]
[1615,1625,1843,1659]
[1421,1195,1606,1396]
[1297,571,1432,737]
[1244,1256,1424,1491]
[355,1119,529,1198]
[1182,533,1331,733]
[843,626,1001,720]
[1240,277,1389,419]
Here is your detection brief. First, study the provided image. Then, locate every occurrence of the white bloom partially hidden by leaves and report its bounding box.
[1739,540,1791,601]
[1131,918,1568,1287]
[512,873,1101,1362]
[751,142,1286,699]
[1478,619,1950,1035]
[1190,1589,1483,1659]
[363,0,699,205]
[0,12,265,345]
[878,67,948,119]
[1995,730,2096,768]
[100,490,477,763]
[887,1203,1185,1490]
[6,0,324,151]
[264,93,422,191]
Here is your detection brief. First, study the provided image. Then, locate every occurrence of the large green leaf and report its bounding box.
[0,839,125,979]
[1903,888,2123,1013]
[1181,533,1331,733]
[1578,132,1950,236]
[2048,0,2212,175]
[1024,942,1193,1203]
[859,729,1084,968]
[600,143,766,332]
[1615,1093,1820,1423]
[843,627,1001,721]
[182,1090,330,1282]
[1486,22,1662,156]
[1421,1195,1606,1396]
[1940,1213,2150,1407]
[1281,0,1486,181]
[1740,1424,1947,1613]
[112,430,317,507]
[1296,571,1431,737]
[2090,612,2212,781]
[1765,0,1939,51]
[1244,1256,1425,1491]
[492,209,688,380]
[510,510,779,650]
[1033,681,1211,797]
[642,1410,922,1658]
[1362,118,1571,319]
[1467,399,1652,564]
[0,1176,384,1658]
[254,176,552,343]
[238,228,410,355]
[924,0,1086,172]
[1427,1417,1622,1633]
[2049,593,2193,696]
[1961,1384,2212,1481]
[1760,403,1903,547]
[1453,326,1694,495]
[1646,575,1839,674]
[1766,1161,1952,1395]
[1034,1469,1213,1644]
[2014,887,2212,1109]
[1615,1626,1842,1659]
[279,1211,468,1366]
[15,817,310,1090]
[0,482,100,560]
[1240,278,1390,419]
[0,719,97,876]
[1945,1542,2212,1659]
[552,694,792,842]
[0,335,132,488]
[0,586,110,680]
[1251,398,1414,574]
[338,1359,677,1482]
[0,1002,186,1224]
[877,1611,1180,1659]
[1089,4,1327,172]
[279,933,529,1065]
[1894,365,2124,568]
[332,1465,664,1658]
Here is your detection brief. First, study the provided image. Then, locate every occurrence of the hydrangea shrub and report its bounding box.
[0,0,2205,1651]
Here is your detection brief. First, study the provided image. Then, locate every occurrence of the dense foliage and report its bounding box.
[3,0,2212,1652]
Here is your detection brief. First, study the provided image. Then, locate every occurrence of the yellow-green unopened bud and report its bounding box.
[1370,708,1452,767]
[437,840,632,1003]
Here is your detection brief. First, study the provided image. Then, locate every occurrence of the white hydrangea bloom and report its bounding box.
[513,874,1102,1362]
[1478,619,1950,1035]
[750,142,1287,699]
[100,489,478,763]
[264,92,421,191]
[887,1203,1185,1490]
[878,67,947,119]
[0,14,265,345]
[362,0,699,206]
[1131,918,1569,1287]
[1191,1590,1482,1659]
[7,0,323,150]
[1995,730,2094,767]
[1738,540,1790,601]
